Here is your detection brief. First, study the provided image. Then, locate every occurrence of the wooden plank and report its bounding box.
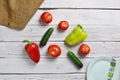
[29,9,120,25]
[0,57,89,73]
[0,42,120,58]
[0,57,119,73]
[0,24,120,41]
[1,9,120,41]
[40,0,120,8]
[0,74,85,80]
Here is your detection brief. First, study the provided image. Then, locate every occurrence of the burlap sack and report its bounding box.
[0,0,44,30]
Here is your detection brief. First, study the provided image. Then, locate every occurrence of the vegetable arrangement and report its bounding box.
[23,11,91,69]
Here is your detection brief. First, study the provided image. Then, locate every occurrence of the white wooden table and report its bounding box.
[0,0,120,80]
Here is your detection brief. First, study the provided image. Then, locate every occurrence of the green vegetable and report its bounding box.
[108,72,114,78]
[67,51,83,68]
[65,24,88,46]
[110,61,116,67]
[40,27,54,47]
[110,59,116,67]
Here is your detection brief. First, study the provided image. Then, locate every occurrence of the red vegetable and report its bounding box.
[48,45,61,58]
[40,12,52,23]
[79,44,90,55]
[58,20,69,31]
[23,40,40,63]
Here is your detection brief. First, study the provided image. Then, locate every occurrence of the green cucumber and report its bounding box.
[40,27,54,47]
[68,51,83,68]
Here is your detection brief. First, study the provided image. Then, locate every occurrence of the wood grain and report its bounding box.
[0,42,120,58]
[0,57,119,73]
[40,0,120,8]
[0,0,120,79]
[0,41,119,73]
[29,9,120,25]
[0,57,87,73]
[0,74,85,80]
[0,24,120,41]
[1,9,120,41]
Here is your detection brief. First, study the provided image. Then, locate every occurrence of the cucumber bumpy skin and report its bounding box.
[40,27,54,47]
[68,51,83,68]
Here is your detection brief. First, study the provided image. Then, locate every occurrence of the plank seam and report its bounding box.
[39,8,120,10]
[0,72,86,75]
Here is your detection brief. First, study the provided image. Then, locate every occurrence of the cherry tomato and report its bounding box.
[40,12,52,23]
[79,44,90,55]
[58,20,69,30]
[48,45,61,58]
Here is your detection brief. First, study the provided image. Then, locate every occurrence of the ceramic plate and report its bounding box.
[87,56,120,80]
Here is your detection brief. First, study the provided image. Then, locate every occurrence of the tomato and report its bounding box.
[58,20,69,30]
[40,12,52,23]
[48,45,61,58]
[79,44,90,55]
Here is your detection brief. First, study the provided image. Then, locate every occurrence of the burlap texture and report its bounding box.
[0,0,44,30]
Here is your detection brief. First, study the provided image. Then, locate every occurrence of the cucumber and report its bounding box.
[68,51,83,68]
[40,27,54,47]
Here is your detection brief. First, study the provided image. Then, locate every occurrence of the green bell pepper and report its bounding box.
[65,24,88,46]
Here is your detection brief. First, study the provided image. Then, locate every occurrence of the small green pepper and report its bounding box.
[65,24,88,46]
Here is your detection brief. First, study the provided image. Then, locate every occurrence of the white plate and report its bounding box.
[87,56,120,80]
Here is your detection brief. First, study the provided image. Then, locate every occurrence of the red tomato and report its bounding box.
[79,44,90,55]
[58,20,69,30]
[48,45,61,58]
[40,12,52,23]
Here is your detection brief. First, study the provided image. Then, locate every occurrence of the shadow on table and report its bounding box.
[22,49,39,66]
[45,51,58,61]
[85,73,87,80]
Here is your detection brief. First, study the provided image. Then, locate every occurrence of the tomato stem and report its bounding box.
[23,40,31,45]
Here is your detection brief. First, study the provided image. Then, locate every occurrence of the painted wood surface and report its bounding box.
[1,24,120,41]
[40,0,120,8]
[1,9,120,41]
[0,42,120,58]
[0,0,120,80]
[0,74,86,80]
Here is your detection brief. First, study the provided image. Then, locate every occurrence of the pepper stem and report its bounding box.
[78,24,83,30]
[23,40,31,45]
